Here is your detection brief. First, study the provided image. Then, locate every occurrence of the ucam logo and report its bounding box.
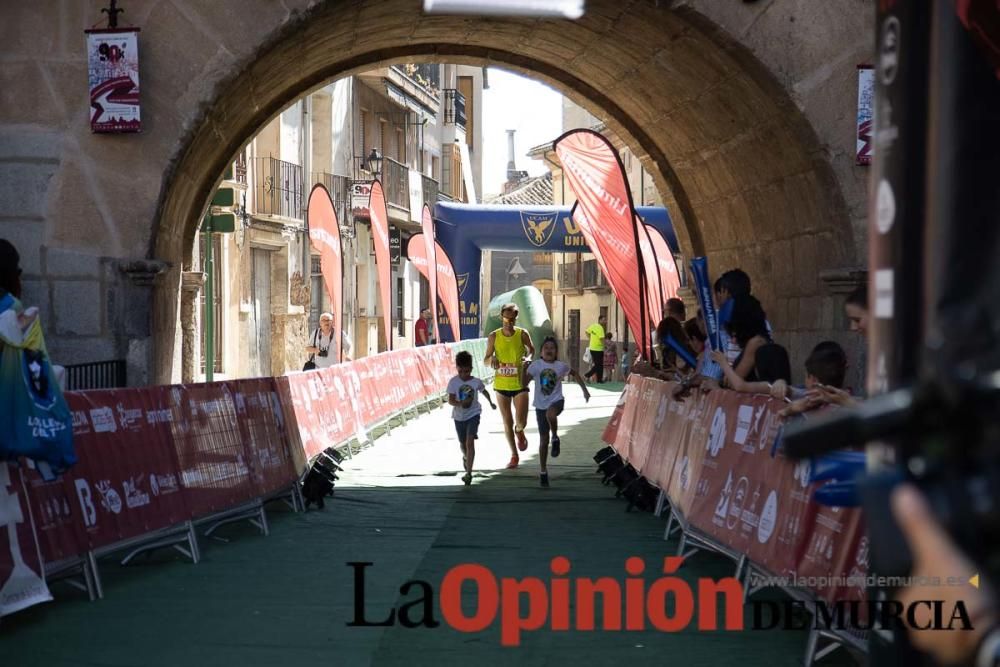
[89,407,117,433]
[520,212,558,247]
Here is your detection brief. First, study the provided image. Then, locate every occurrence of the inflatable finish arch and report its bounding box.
[432,203,679,341]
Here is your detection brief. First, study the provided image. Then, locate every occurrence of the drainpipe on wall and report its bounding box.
[302,97,312,283]
[203,214,214,382]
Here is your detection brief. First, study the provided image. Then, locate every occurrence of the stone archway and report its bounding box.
[140,1,867,383]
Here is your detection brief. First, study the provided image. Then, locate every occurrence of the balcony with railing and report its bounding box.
[444,89,466,128]
[421,174,439,212]
[254,157,303,220]
[559,259,609,292]
[392,64,440,98]
[382,156,410,212]
[312,171,351,218]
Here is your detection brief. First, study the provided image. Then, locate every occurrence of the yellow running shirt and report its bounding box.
[493,327,526,391]
[586,322,605,351]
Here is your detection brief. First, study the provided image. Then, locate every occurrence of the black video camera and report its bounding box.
[318,348,328,358]
[781,372,1000,586]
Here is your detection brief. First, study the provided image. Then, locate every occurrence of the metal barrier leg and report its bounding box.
[86,551,103,600]
[654,489,667,517]
[804,628,820,666]
[663,510,675,541]
[734,554,747,580]
[186,520,201,563]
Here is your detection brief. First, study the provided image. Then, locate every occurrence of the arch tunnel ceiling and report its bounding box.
[159,0,855,321]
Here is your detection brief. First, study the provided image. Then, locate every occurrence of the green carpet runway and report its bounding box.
[0,382,859,666]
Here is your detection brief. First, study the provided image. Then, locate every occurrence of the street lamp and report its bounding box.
[505,255,527,292]
[365,147,383,179]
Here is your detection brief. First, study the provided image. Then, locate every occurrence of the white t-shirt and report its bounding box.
[312,329,337,369]
[526,359,570,410]
[447,375,485,422]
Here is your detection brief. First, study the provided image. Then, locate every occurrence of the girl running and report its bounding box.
[525,336,590,487]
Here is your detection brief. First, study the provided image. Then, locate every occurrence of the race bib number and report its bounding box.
[497,364,518,377]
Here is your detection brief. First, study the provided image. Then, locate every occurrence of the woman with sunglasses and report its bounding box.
[483,302,535,469]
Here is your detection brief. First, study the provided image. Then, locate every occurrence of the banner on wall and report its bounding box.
[420,205,440,343]
[368,181,393,351]
[85,29,141,133]
[554,129,650,358]
[351,182,372,221]
[406,234,461,342]
[856,64,874,166]
[308,185,344,362]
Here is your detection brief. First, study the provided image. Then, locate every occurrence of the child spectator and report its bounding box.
[602,332,618,382]
[525,337,590,487]
[447,350,496,486]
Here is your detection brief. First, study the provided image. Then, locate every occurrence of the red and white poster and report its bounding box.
[308,184,345,362]
[368,181,393,351]
[856,65,874,166]
[554,129,651,357]
[0,463,52,617]
[421,205,440,343]
[86,28,141,133]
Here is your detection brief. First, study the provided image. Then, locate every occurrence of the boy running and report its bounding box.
[525,337,590,487]
[447,351,496,485]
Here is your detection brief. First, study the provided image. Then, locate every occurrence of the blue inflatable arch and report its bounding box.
[432,202,680,341]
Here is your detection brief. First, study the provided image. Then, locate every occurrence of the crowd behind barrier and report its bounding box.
[602,375,867,607]
[0,339,493,618]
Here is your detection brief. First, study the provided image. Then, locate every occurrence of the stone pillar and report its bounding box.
[117,259,169,387]
[180,271,205,383]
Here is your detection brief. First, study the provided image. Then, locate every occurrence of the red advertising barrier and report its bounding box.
[605,376,866,604]
[2,342,461,618]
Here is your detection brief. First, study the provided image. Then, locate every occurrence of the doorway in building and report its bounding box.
[567,309,580,373]
[250,248,272,377]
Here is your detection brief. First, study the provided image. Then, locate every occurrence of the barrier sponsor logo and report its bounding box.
[90,407,117,433]
[116,403,144,431]
[145,408,172,425]
[74,479,97,527]
[757,490,778,543]
[707,407,727,457]
[678,456,690,491]
[123,476,150,509]
[71,410,89,435]
[96,480,122,515]
[734,404,753,446]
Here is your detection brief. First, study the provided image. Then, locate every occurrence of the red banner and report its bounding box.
[644,223,681,303]
[554,129,650,357]
[421,204,440,343]
[604,376,866,604]
[308,184,345,362]
[368,181,393,351]
[406,234,462,342]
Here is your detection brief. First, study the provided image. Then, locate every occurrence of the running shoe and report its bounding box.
[506,455,519,469]
[540,472,549,487]
[515,427,528,451]
[551,436,561,458]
